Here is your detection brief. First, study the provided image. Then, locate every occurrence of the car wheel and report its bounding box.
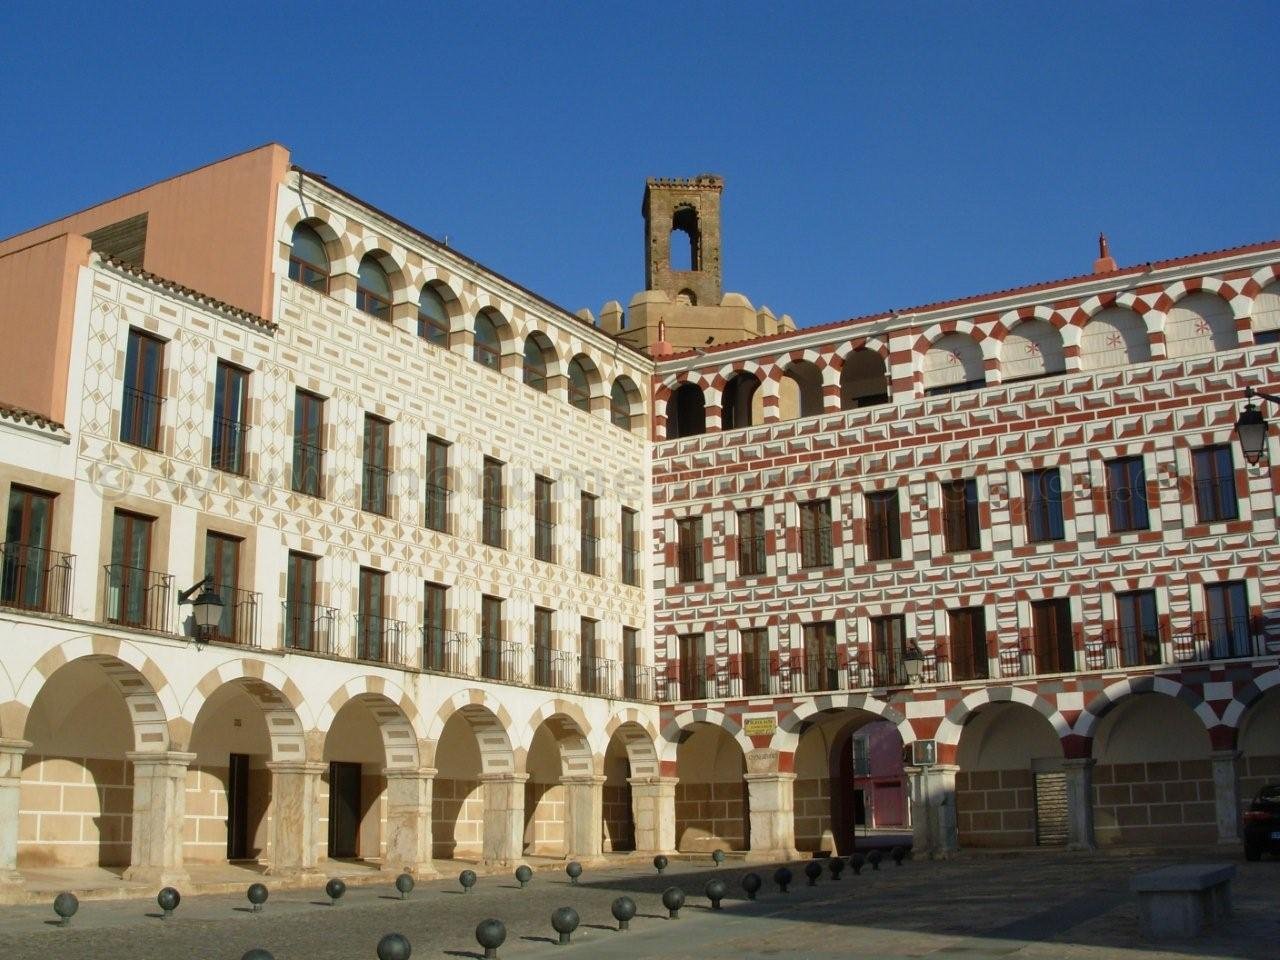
[1244,841,1262,862]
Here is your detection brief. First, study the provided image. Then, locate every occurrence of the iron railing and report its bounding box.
[120,387,164,450]
[424,483,449,532]
[1192,476,1238,523]
[677,545,702,582]
[354,614,406,665]
[740,653,772,696]
[103,563,172,632]
[580,534,599,575]
[622,547,640,587]
[480,637,524,681]
[1,542,74,615]
[204,586,260,647]
[421,626,475,674]
[292,439,324,496]
[800,527,832,568]
[534,519,555,562]
[534,647,579,689]
[282,601,337,653]
[624,663,653,700]
[482,502,503,547]
[738,534,767,576]
[580,655,617,696]
[211,416,249,475]
[361,463,391,515]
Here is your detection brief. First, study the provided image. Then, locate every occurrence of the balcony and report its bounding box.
[292,440,324,497]
[361,464,391,515]
[1,542,74,615]
[422,626,475,674]
[205,587,260,647]
[800,527,832,568]
[103,563,172,632]
[737,534,766,576]
[534,647,577,690]
[624,663,653,700]
[211,416,249,475]
[282,601,338,654]
[580,655,617,696]
[480,637,525,682]
[354,614,407,665]
[120,387,164,450]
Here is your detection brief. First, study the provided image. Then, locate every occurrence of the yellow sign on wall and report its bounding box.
[743,715,777,737]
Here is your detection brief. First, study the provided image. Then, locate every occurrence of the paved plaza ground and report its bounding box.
[0,849,1275,960]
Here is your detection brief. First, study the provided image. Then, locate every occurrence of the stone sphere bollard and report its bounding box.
[773,866,792,893]
[377,932,412,960]
[712,848,726,867]
[241,951,274,960]
[741,872,762,900]
[475,918,506,960]
[326,878,346,904]
[705,877,727,910]
[803,861,822,886]
[891,845,908,866]
[514,865,533,889]
[565,861,583,885]
[611,895,637,931]
[849,852,865,875]
[828,856,845,880]
[53,892,79,927]
[157,886,181,919]
[395,873,415,900]
[551,906,580,944]
[868,849,883,870]
[247,882,269,912]
[653,854,669,874]
[459,869,477,893]
[661,886,686,918]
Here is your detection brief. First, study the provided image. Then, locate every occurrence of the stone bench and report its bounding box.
[1130,863,1236,939]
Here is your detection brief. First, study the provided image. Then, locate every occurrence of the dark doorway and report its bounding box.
[226,753,251,860]
[830,726,856,853]
[327,761,362,858]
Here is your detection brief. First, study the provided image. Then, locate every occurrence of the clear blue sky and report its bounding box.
[2,2,1276,328]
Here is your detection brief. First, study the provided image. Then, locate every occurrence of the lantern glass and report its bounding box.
[1235,404,1268,466]
[902,645,923,682]
[192,587,224,630]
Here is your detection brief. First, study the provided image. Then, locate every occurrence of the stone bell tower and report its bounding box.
[643,175,724,307]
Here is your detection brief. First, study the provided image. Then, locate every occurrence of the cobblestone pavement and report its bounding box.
[0,849,1276,959]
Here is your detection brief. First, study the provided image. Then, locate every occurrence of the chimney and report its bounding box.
[1093,233,1117,274]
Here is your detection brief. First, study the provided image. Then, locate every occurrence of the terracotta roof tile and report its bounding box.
[0,403,65,432]
[100,256,278,332]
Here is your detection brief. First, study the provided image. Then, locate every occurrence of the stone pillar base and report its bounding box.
[907,763,959,859]
[480,773,528,866]
[629,776,678,854]
[744,848,801,865]
[122,865,192,888]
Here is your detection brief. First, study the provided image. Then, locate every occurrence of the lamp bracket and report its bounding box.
[178,575,213,605]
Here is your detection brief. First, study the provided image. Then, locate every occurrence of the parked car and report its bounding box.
[1243,784,1280,861]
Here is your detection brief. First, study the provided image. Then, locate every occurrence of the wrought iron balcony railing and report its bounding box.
[103,563,172,632]
[354,614,406,665]
[282,600,337,654]
[1,542,74,615]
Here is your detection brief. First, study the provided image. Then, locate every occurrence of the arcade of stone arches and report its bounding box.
[3,648,1279,885]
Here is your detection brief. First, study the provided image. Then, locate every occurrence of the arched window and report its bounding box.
[1080,307,1149,370]
[780,361,823,419]
[611,377,637,430]
[418,285,450,346]
[924,333,984,396]
[1255,282,1280,344]
[523,333,553,392]
[668,383,705,439]
[473,310,503,370]
[288,223,329,292]
[567,357,592,411]
[721,372,760,430]
[1001,319,1065,383]
[676,288,698,306]
[670,206,700,271]
[839,349,889,409]
[355,255,392,321]
[1165,292,1237,358]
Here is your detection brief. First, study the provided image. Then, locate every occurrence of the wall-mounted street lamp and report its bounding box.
[902,642,924,684]
[178,575,223,649]
[1235,386,1280,467]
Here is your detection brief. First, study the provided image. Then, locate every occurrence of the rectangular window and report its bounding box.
[361,415,391,515]
[2,486,58,612]
[422,582,448,671]
[534,476,555,563]
[737,507,766,576]
[1115,589,1160,667]
[1030,598,1074,675]
[676,517,703,582]
[1205,581,1251,659]
[120,329,165,450]
[580,617,602,693]
[482,458,504,548]
[865,490,902,562]
[871,615,907,686]
[357,567,388,661]
[621,507,640,587]
[1105,456,1149,532]
[1192,445,1238,523]
[740,627,770,696]
[799,499,833,567]
[284,551,319,652]
[424,436,449,532]
[678,632,705,700]
[480,594,503,679]
[211,361,249,475]
[803,621,839,692]
[580,493,598,575]
[623,626,641,699]
[203,532,242,644]
[107,510,158,629]
[292,390,325,497]
[949,607,988,681]
[533,606,554,686]
[1024,468,1065,542]
[941,478,981,553]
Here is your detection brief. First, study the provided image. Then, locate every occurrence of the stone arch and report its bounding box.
[523,699,596,778]
[0,660,18,739]
[1220,667,1280,730]
[18,636,175,753]
[419,279,462,340]
[779,357,824,419]
[936,686,1070,747]
[278,205,352,267]
[999,317,1065,382]
[922,330,985,394]
[1250,280,1280,339]
[427,691,518,775]
[566,352,602,413]
[181,659,310,762]
[1074,675,1216,739]
[603,712,661,778]
[658,707,753,763]
[522,330,559,392]
[838,346,890,408]
[473,305,514,372]
[719,369,763,430]
[666,380,706,439]
[1162,289,1238,358]
[317,676,424,772]
[773,691,911,750]
[610,375,644,432]
[1079,305,1151,370]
